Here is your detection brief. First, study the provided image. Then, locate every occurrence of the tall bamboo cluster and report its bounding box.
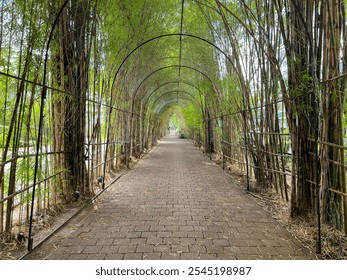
[0,0,162,240]
[194,0,347,233]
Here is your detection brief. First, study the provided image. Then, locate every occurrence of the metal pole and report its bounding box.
[242,110,250,191]
[208,117,212,160]
[221,117,225,170]
[314,89,322,249]
[140,101,143,154]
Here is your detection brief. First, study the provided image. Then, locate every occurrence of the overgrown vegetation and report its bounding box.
[0,0,346,257]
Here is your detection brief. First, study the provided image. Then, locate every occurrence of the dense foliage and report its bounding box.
[0,0,346,255]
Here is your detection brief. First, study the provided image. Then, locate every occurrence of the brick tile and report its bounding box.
[135,225,150,232]
[181,253,199,260]
[150,225,165,231]
[203,232,220,239]
[143,253,162,260]
[124,253,143,260]
[70,245,88,254]
[118,245,137,254]
[164,225,179,231]
[110,232,127,238]
[212,239,230,246]
[96,239,114,246]
[80,238,98,246]
[239,246,260,255]
[142,232,157,238]
[136,245,155,253]
[196,238,213,246]
[126,232,142,238]
[172,244,189,253]
[163,237,181,245]
[179,237,196,245]
[78,232,95,239]
[206,245,225,254]
[262,239,285,247]
[106,226,120,232]
[187,231,203,238]
[172,232,188,238]
[100,245,119,254]
[161,253,181,260]
[83,245,102,254]
[147,237,163,245]
[130,238,147,245]
[189,245,207,254]
[157,231,173,238]
[113,238,131,246]
[179,225,194,231]
[105,254,124,260]
[258,246,279,255]
[62,238,78,246]
[153,245,171,252]
[52,247,73,256]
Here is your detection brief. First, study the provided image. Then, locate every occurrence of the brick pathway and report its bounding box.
[26,134,316,260]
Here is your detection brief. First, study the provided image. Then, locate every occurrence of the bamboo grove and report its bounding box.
[0,0,346,254]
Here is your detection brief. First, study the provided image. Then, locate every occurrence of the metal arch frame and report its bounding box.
[105,31,234,135]
[104,33,239,192]
[132,64,219,101]
[110,33,235,94]
[119,54,218,98]
[103,35,228,188]
[153,96,194,115]
[143,80,205,107]
[141,81,206,129]
[149,90,202,113]
[129,64,214,129]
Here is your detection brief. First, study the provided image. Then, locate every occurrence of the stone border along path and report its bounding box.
[25,134,317,260]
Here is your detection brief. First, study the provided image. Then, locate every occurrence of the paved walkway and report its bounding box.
[26,135,315,260]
